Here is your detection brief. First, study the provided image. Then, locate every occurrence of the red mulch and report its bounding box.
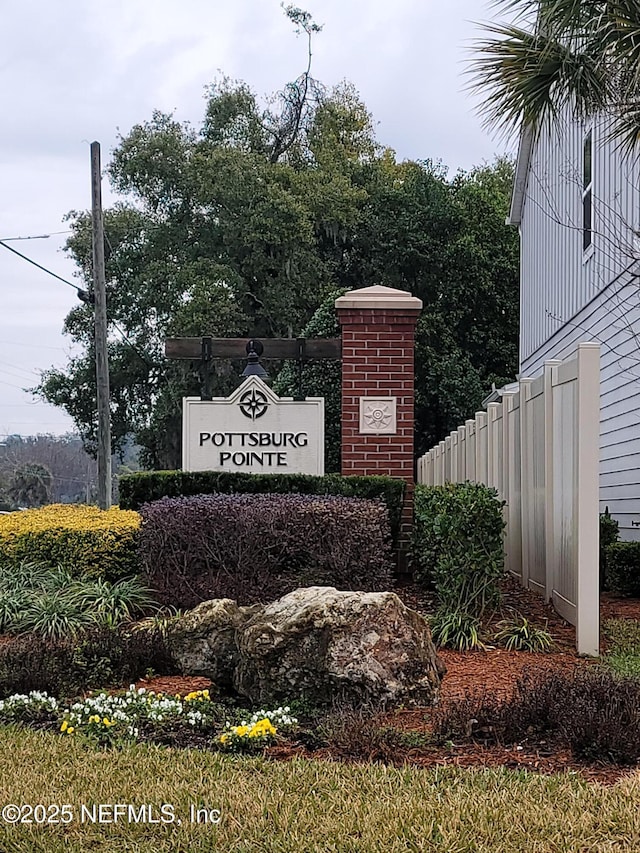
[132,577,640,786]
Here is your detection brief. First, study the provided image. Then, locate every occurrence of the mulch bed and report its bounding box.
[133,576,640,786]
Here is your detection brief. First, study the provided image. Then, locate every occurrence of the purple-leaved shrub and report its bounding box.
[138,493,393,608]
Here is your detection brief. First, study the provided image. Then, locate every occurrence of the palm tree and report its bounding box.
[469,1,640,151]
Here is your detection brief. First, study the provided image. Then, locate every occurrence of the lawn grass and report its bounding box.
[603,618,640,678]
[0,729,639,852]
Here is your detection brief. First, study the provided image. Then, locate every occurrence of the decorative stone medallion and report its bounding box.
[359,397,397,434]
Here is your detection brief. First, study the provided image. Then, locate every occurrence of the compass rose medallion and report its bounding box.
[238,388,270,420]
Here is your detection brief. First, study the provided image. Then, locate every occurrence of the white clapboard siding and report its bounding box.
[521,273,640,537]
[519,111,640,367]
[517,104,640,539]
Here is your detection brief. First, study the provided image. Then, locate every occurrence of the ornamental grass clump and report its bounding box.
[0,560,158,640]
[493,613,553,652]
[0,504,140,581]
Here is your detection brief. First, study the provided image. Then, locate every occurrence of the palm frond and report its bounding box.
[468,23,608,137]
[470,0,640,149]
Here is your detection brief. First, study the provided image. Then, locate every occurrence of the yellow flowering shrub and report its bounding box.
[0,504,141,580]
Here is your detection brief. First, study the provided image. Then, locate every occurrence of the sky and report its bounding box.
[0,0,514,438]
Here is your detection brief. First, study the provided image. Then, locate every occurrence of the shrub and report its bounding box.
[412,482,505,616]
[0,625,176,698]
[317,706,409,762]
[433,668,640,765]
[605,542,640,597]
[600,509,619,590]
[0,505,140,582]
[119,472,405,546]
[138,493,394,608]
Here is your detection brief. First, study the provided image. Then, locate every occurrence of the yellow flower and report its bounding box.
[202,690,210,700]
[219,733,229,745]
[103,718,111,726]
[234,725,249,737]
[67,726,75,734]
[60,720,68,732]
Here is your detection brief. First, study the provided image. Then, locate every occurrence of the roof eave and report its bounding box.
[507,124,535,227]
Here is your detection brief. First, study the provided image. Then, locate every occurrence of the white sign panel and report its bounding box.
[182,377,324,474]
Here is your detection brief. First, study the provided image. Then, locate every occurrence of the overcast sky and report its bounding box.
[0,0,514,438]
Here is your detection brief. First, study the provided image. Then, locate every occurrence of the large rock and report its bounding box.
[234,587,445,707]
[167,598,257,689]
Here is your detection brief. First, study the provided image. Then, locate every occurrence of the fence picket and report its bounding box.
[416,344,600,656]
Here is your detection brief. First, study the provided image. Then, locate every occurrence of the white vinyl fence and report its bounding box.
[417,343,600,656]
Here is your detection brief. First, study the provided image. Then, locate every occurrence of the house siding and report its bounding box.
[519,112,640,538]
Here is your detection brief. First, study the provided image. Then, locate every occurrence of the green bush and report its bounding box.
[600,509,619,590]
[412,482,505,616]
[119,471,405,546]
[606,542,640,597]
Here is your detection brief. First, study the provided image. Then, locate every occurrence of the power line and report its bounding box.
[0,239,85,296]
[0,340,68,351]
[1,235,154,369]
[0,230,72,242]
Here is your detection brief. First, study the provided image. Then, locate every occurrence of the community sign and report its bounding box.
[182,377,324,474]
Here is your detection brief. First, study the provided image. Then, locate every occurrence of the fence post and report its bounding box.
[575,343,600,656]
[475,411,488,485]
[450,431,459,482]
[439,440,446,484]
[543,359,562,603]
[457,425,467,481]
[465,419,476,481]
[519,378,534,589]
[487,402,502,493]
[444,435,452,483]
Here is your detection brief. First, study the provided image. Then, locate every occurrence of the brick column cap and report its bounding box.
[335,285,423,312]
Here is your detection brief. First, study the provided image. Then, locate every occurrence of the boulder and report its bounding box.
[234,586,445,707]
[167,598,257,689]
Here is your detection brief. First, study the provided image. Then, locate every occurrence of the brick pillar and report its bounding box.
[336,286,423,569]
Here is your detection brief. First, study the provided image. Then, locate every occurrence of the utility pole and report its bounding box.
[90,141,112,509]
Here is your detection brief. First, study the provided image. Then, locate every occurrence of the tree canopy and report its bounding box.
[38,12,518,469]
[469,0,640,149]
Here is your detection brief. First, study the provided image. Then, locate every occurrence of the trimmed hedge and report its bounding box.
[120,471,405,544]
[412,482,505,616]
[138,493,394,608]
[0,625,175,698]
[0,505,140,582]
[606,542,640,597]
